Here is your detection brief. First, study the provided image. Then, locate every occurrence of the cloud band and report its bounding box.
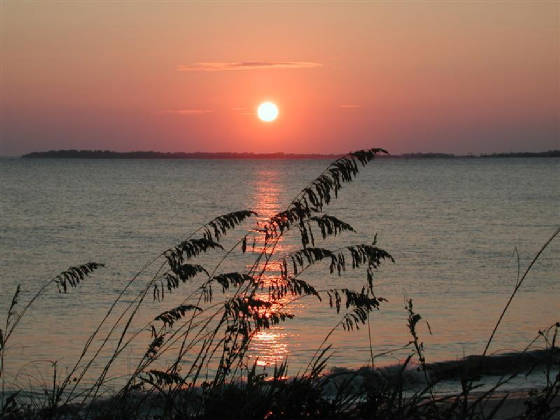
[178,61,322,72]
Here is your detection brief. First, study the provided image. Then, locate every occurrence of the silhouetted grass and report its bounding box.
[1,149,558,419]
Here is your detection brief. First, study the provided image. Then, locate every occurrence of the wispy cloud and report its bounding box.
[231,106,253,116]
[177,61,322,72]
[160,109,213,115]
[339,104,361,109]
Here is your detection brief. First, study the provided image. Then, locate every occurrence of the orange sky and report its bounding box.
[1,1,558,155]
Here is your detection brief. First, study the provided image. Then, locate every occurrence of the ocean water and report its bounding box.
[0,157,558,391]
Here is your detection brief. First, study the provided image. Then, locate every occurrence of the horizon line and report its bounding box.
[14,149,560,160]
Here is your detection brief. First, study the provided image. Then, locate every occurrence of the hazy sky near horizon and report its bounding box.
[1,1,559,155]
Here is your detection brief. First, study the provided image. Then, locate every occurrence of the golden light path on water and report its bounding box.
[247,167,297,368]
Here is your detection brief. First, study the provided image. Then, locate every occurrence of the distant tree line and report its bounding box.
[21,150,342,159]
[478,150,560,158]
[21,149,560,159]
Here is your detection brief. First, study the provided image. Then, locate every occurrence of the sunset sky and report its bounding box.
[1,1,558,155]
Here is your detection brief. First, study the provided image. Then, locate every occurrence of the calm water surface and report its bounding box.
[1,157,558,389]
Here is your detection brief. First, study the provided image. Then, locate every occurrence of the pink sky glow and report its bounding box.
[1,2,558,155]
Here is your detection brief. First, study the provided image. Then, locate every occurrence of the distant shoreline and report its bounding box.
[20,150,560,159]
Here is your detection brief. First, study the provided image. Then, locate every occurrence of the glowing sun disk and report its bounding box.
[257,102,279,122]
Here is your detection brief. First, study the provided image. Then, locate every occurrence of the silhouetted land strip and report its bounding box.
[21,149,560,159]
[21,150,341,159]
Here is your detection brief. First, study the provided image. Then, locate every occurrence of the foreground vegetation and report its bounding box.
[1,149,558,419]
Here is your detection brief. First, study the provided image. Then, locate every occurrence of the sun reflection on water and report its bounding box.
[247,167,299,367]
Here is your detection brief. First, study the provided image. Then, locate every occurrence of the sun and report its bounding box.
[257,101,279,122]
